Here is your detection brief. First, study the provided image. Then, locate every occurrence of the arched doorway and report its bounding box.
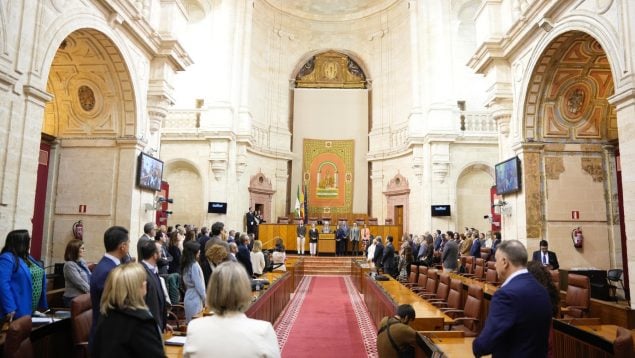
[520,31,622,284]
[164,160,204,227]
[456,164,494,234]
[38,28,137,263]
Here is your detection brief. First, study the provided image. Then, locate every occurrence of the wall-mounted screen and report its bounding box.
[136,152,163,191]
[208,202,228,214]
[431,205,451,217]
[495,156,522,195]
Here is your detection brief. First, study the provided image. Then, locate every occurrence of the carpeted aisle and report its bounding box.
[275,276,377,358]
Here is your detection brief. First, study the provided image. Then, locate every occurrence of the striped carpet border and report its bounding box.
[343,276,378,358]
[274,276,313,350]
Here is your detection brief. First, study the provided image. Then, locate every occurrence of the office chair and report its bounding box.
[607,269,624,303]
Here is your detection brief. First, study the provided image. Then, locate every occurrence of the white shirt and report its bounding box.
[184,312,280,358]
[501,268,528,288]
[104,253,121,265]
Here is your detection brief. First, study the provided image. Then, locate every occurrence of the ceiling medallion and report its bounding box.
[559,85,590,124]
[78,85,96,112]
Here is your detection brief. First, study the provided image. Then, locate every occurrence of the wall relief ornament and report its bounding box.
[581,157,605,182]
[78,85,96,112]
[545,156,565,180]
[295,51,366,88]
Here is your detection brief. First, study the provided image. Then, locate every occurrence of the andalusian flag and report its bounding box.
[299,185,305,220]
[295,185,301,218]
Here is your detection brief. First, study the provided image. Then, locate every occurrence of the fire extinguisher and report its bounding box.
[73,220,84,240]
[571,227,583,248]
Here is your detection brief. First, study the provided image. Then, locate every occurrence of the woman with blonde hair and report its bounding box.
[184,261,280,357]
[250,240,265,276]
[92,263,164,358]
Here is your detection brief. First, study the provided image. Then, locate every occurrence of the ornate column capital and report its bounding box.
[489,99,513,137]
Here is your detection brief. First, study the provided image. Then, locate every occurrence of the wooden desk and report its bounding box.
[0,317,72,358]
[363,274,454,331]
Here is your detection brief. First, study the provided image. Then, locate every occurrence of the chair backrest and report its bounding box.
[416,268,428,288]
[480,247,492,261]
[436,273,451,301]
[277,217,289,224]
[608,269,623,282]
[71,293,93,352]
[463,284,484,332]
[368,218,378,225]
[614,326,634,358]
[464,256,475,274]
[550,270,560,291]
[425,270,438,294]
[485,263,498,285]
[474,258,485,280]
[565,273,591,318]
[408,264,419,284]
[3,315,33,358]
[446,279,463,310]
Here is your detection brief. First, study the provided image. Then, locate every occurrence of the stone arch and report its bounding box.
[522,31,615,142]
[164,159,205,225]
[517,17,625,141]
[384,173,410,230]
[36,15,140,135]
[43,28,136,137]
[248,171,276,224]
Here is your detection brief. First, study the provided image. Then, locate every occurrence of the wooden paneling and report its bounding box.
[258,224,402,253]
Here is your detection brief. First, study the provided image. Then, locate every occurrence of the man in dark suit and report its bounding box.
[382,236,397,277]
[236,234,254,277]
[335,224,346,256]
[89,226,130,352]
[531,239,560,270]
[140,240,168,332]
[246,207,258,238]
[473,240,552,357]
[373,236,384,270]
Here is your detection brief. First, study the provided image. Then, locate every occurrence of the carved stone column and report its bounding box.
[491,102,512,137]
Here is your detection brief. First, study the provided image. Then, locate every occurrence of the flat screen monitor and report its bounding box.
[431,205,451,217]
[208,202,227,214]
[495,156,522,195]
[136,152,163,191]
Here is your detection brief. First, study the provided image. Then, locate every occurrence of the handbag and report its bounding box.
[378,317,415,358]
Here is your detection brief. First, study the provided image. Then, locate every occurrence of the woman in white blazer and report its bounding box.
[184,261,280,357]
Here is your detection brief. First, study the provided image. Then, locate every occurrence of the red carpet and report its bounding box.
[275,276,377,357]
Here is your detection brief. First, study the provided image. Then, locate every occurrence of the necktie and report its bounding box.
[542,253,547,265]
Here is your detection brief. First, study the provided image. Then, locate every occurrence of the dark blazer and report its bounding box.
[93,308,165,358]
[296,224,306,237]
[142,262,166,331]
[473,272,552,357]
[236,243,253,277]
[309,228,319,243]
[373,243,384,267]
[0,253,48,319]
[470,239,482,258]
[89,256,118,350]
[246,212,258,234]
[200,257,213,288]
[531,250,559,270]
[167,245,181,275]
[382,243,396,275]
